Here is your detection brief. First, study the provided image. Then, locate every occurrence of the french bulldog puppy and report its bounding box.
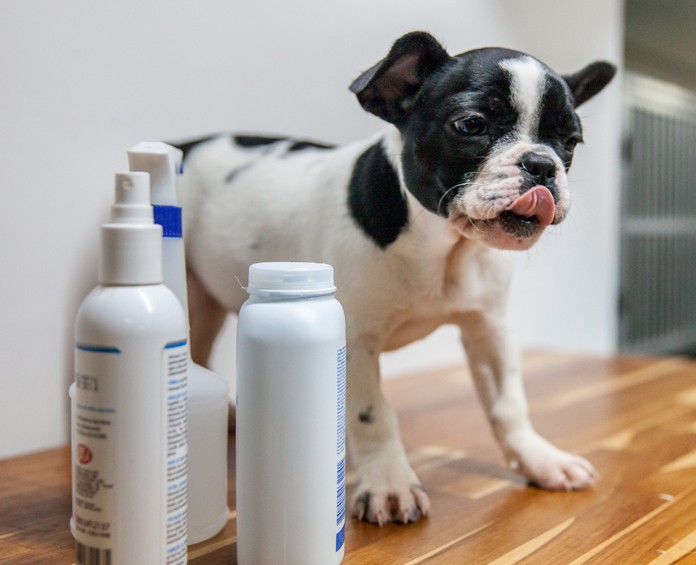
[175,31,616,525]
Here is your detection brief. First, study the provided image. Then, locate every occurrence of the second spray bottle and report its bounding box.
[128,142,229,545]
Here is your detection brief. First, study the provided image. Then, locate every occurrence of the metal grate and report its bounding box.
[620,74,696,353]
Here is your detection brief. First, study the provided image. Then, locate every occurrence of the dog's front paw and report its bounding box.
[506,430,598,491]
[352,482,430,526]
[350,455,430,526]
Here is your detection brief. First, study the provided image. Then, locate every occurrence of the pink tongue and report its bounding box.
[507,185,556,227]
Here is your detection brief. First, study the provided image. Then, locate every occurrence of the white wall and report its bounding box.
[0,0,623,458]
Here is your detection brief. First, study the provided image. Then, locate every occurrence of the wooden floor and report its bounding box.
[2,351,696,564]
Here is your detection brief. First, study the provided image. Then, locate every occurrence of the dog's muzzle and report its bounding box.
[519,152,557,188]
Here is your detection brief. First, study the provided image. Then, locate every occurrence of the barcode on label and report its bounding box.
[76,543,112,565]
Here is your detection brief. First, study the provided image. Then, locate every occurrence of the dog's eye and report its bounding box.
[453,117,487,136]
[564,134,583,151]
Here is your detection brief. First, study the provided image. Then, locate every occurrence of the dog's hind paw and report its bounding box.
[351,483,430,526]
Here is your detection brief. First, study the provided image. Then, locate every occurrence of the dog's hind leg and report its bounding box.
[187,267,229,368]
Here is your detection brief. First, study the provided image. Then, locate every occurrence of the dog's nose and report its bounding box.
[519,152,556,186]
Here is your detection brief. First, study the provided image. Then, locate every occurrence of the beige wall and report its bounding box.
[0,0,624,457]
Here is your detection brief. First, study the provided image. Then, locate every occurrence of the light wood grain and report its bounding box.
[2,351,696,564]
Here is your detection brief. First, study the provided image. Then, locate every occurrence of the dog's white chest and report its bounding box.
[363,235,514,351]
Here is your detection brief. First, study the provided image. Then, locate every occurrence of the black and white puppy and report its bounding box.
[175,32,616,526]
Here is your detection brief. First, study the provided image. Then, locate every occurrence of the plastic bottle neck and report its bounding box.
[99,172,163,286]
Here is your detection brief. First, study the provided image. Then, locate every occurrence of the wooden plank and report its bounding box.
[1,352,696,564]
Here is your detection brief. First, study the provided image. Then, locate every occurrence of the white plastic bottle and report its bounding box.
[128,142,229,544]
[71,172,189,565]
[236,262,347,565]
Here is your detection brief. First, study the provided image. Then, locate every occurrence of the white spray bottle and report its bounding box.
[71,172,189,564]
[128,142,229,544]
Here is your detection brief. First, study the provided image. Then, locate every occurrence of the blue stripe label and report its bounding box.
[336,523,345,552]
[75,344,120,354]
[337,457,346,525]
[165,339,188,349]
[153,205,183,238]
[76,403,116,414]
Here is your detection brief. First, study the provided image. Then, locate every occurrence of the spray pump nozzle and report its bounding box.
[111,172,153,224]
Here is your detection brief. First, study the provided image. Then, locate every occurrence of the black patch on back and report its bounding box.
[175,133,335,161]
[234,135,335,156]
[233,134,288,148]
[287,140,335,152]
[225,162,255,183]
[173,134,219,160]
[348,143,408,248]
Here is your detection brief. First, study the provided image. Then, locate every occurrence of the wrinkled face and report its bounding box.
[400,50,582,250]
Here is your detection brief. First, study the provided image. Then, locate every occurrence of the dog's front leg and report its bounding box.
[459,311,598,491]
[347,339,430,525]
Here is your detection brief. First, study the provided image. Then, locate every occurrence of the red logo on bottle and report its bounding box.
[77,443,93,465]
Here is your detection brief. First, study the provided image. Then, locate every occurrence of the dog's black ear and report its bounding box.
[563,61,617,107]
[350,31,451,124]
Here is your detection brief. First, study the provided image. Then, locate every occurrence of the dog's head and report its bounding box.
[351,32,616,250]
